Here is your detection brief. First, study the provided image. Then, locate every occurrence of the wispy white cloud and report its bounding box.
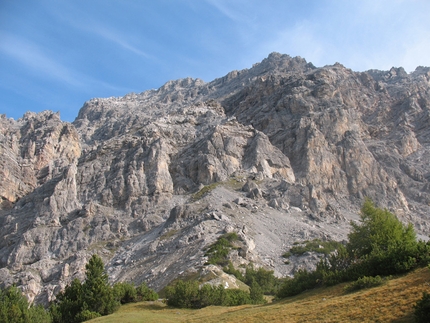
[46,3,153,61]
[84,24,154,60]
[0,32,84,87]
[0,32,132,94]
[204,0,249,23]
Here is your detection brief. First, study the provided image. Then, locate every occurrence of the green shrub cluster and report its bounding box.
[50,255,158,323]
[113,281,158,304]
[414,292,430,323]
[224,262,281,295]
[343,275,385,293]
[205,233,240,266]
[164,279,265,309]
[277,199,430,299]
[0,285,52,323]
[285,239,344,257]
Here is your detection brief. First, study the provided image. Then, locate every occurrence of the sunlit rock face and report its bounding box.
[1,53,430,304]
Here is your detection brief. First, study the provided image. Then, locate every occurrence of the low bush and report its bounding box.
[343,275,385,293]
[414,292,430,323]
[288,239,344,256]
[164,279,264,309]
[224,262,281,295]
[113,282,137,304]
[205,233,240,266]
[277,269,323,298]
[136,282,159,301]
[0,285,52,323]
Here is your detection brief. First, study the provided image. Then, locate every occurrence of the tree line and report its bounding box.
[0,254,158,323]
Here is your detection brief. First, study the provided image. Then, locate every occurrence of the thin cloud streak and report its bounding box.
[0,32,133,96]
[87,24,154,60]
[0,32,84,88]
[50,4,154,61]
[204,0,250,23]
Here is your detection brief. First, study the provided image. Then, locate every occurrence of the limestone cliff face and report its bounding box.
[1,53,430,304]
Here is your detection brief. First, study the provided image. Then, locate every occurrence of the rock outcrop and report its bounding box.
[1,53,430,304]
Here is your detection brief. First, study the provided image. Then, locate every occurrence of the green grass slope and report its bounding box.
[90,267,430,323]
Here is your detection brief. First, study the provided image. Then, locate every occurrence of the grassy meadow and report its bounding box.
[89,267,430,323]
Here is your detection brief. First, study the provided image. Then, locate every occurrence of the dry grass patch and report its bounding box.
[90,267,430,323]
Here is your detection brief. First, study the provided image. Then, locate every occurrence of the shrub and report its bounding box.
[136,282,159,301]
[243,265,280,295]
[224,262,281,295]
[223,261,244,281]
[249,280,266,304]
[414,292,430,323]
[113,282,137,304]
[0,285,52,323]
[222,289,252,306]
[288,239,344,256]
[282,251,292,258]
[205,233,239,266]
[277,269,322,298]
[343,275,385,293]
[164,279,263,309]
[75,310,101,321]
[164,280,199,308]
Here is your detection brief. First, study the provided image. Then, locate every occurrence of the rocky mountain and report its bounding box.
[1,52,430,304]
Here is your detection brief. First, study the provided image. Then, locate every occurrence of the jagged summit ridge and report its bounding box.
[0,53,430,304]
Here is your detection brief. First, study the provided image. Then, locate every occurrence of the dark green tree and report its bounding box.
[50,279,85,323]
[347,198,416,259]
[51,255,119,323]
[82,255,118,315]
[347,198,418,275]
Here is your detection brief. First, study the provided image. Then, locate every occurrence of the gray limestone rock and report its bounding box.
[1,53,430,304]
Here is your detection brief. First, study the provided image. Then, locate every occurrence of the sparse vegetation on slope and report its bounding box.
[204,232,240,266]
[87,267,430,323]
[283,238,344,257]
[277,199,430,299]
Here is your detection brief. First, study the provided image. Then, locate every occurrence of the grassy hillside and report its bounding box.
[90,267,430,323]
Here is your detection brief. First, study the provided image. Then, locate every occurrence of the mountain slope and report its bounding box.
[0,53,430,304]
[89,267,430,323]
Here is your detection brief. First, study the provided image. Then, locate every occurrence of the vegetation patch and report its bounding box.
[224,262,282,296]
[49,255,158,323]
[164,279,265,309]
[204,232,240,266]
[283,238,344,257]
[80,267,430,323]
[343,275,386,293]
[0,285,52,323]
[159,229,178,241]
[414,291,430,323]
[277,199,430,299]
[192,182,221,201]
[192,177,244,201]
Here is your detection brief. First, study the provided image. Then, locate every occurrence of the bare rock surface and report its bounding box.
[1,53,430,304]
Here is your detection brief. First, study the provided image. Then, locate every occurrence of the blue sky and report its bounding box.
[1,0,430,122]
